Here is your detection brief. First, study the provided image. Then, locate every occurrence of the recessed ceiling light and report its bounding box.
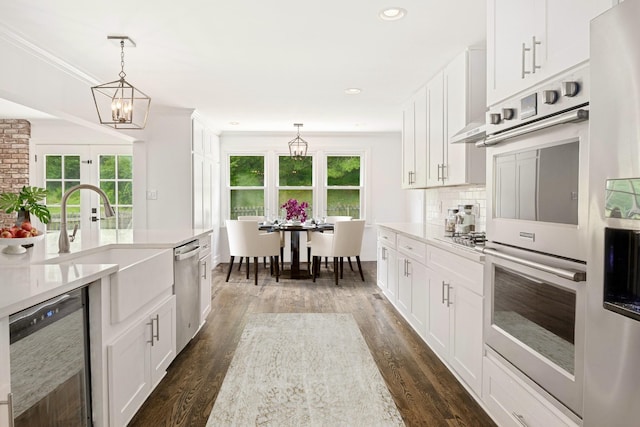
[229,121,240,125]
[344,88,362,95]
[379,7,407,21]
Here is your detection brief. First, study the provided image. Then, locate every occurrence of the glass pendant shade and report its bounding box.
[288,123,308,160]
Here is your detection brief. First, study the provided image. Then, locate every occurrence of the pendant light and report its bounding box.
[91,36,151,129]
[288,123,309,161]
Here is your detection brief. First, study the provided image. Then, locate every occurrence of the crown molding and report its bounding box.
[0,23,99,86]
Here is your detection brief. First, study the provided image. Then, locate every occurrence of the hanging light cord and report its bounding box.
[119,40,126,80]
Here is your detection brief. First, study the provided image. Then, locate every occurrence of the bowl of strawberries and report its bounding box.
[0,221,44,254]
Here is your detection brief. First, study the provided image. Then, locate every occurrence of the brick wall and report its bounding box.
[0,119,31,226]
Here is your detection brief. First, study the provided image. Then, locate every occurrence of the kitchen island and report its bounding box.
[0,228,212,427]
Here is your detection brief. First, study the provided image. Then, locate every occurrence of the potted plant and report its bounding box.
[0,186,51,225]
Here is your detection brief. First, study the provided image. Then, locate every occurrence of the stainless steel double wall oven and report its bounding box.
[478,65,589,418]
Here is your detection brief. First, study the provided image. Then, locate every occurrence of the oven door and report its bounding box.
[486,116,589,262]
[483,243,586,417]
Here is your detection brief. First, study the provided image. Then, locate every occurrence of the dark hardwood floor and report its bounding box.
[129,261,496,427]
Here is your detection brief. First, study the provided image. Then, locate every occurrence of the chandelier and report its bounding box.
[91,36,151,129]
[288,123,309,160]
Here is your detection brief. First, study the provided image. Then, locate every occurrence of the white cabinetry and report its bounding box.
[377,228,398,302]
[107,295,176,427]
[397,235,428,337]
[483,352,579,427]
[487,0,611,106]
[425,245,484,395]
[443,49,486,186]
[199,234,212,328]
[402,86,427,188]
[192,117,215,230]
[426,72,445,187]
[402,48,486,188]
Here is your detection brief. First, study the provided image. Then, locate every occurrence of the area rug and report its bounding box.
[206,313,405,426]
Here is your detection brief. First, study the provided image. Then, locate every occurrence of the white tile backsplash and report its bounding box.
[425,185,486,232]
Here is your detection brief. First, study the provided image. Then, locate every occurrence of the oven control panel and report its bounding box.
[486,65,590,135]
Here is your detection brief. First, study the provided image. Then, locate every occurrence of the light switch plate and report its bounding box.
[146,189,158,200]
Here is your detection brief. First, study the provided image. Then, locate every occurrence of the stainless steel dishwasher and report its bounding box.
[174,240,200,354]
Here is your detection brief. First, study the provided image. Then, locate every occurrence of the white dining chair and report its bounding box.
[308,219,365,286]
[306,216,353,272]
[225,220,280,286]
[237,215,285,271]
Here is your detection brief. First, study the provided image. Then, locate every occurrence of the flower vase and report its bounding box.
[15,208,30,227]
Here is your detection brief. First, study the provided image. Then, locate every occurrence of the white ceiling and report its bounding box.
[0,0,486,133]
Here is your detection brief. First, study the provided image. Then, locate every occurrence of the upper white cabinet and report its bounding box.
[402,48,486,188]
[402,86,428,188]
[192,117,216,230]
[487,0,614,106]
[426,72,445,187]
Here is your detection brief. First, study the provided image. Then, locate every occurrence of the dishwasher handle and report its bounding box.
[174,246,200,261]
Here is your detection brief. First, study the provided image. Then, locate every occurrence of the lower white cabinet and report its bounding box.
[425,245,484,396]
[397,235,428,338]
[483,353,579,427]
[377,242,398,302]
[199,235,212,327]
[108,295,176,427]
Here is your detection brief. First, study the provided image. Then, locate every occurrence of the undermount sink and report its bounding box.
[41,247,174,323]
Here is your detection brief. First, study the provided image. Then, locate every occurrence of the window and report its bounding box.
[44,154,81,232]
[99,154,133,231]
[326,155,362,219]
[224,150,365,222]
[278,156,313,217]
[37,144,134,251]
[229,155,265,219]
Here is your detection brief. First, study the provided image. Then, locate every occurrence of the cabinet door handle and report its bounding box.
[0,393,14,427]
[521,42,531,79]
[531,36,541,74]
[512,412,529,427]
[154,314,160,342]
[381,247,387,260]
[442,282,451,306]
[406,259,411,276]
[148,314,160,346]
[441,164,447,182]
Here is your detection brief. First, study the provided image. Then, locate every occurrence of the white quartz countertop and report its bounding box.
[0,228,212,317]
[0,263,118,318]
[376,222,484,263]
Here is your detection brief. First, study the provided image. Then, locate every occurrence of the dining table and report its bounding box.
[260,222,334,279]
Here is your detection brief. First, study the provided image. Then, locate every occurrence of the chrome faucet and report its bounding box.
[58,184,115,253]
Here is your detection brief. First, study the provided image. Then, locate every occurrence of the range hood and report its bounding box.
[449,121,486,144]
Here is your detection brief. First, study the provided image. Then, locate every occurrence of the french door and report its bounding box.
[35,145,133,252]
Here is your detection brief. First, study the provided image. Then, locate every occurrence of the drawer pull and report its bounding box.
[512,412,529,427]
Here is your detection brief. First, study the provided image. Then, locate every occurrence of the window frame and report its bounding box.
[323,154,364,219]
[223,147,367,223]
[226,153,267,219]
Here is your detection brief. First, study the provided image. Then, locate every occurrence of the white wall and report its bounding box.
[218,131,406,262]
